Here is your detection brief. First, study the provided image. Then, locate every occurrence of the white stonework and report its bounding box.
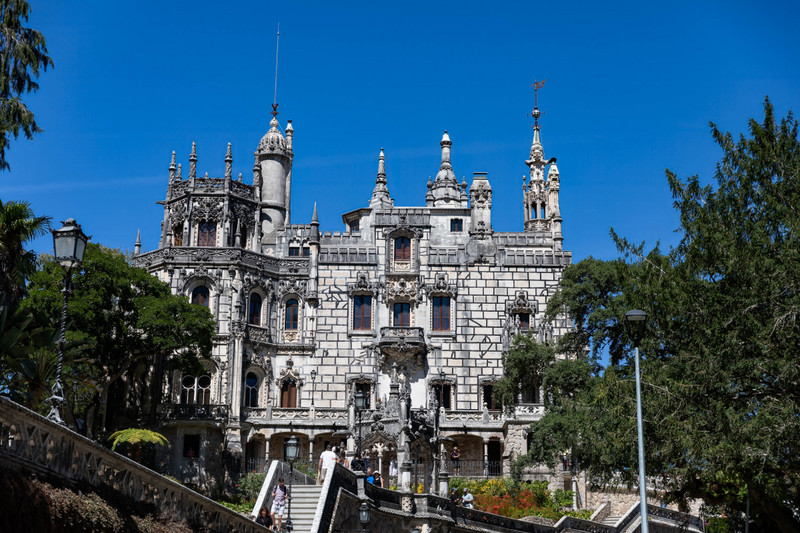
[130,105,569,493]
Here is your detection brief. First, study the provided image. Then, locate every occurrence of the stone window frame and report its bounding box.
[248,292,264,326]
[184,277,217,314]
[384,226,422,274]
[275,358,304,408]
[450,218,463,232]
[426,273,458,338]
[347,271,380,337]
[479,379,502,411]
[428,377,455,410]
[287,236,309,258]
[283,296,301,331]
[196,220,218,247]
[347,373,377,410]
[173,358,217,406]
[243,366,268,408]
[505,290,538,334]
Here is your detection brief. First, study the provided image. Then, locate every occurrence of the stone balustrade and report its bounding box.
[0,396,263,533]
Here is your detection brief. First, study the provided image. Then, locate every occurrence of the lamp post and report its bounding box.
[624,309,649,533]
[358,501,370,533]
[47,219,89,426]
[354,389,366,457]
[311,369,317,407]
[285,434,299,532]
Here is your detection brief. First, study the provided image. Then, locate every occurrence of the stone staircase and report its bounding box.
[601,516,621,526]
[286,484,323,532]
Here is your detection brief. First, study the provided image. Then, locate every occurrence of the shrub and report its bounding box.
[48,486,125,532]
[235,471,266,502]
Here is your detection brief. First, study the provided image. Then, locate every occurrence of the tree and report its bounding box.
[0,0,53,171]
[517,99,800,532]
[0,198,50,311]
[108,428,168,464]
[23,243,216,438]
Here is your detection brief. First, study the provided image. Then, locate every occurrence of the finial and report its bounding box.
[225,143,233,179]
[238,172,243,182]
[177,163,182,179]
[311,202,319,224]
[378,148,386,178]
[169,151,177,183]
[134,229,141,256]
[170,151,176,168]
[529,79,546,129]
[189,141,197,179]
[271,103,279,119]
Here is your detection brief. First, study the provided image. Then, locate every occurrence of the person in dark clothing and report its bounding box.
[255,507,273,528]
[351,453,365,472]
[373,472,383,487]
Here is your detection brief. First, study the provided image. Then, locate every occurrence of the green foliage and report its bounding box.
[493,334,555,407]
[48,485,125,532]
[235,471,266,502]
[0,198,50,311]
[521,99,800,532]
[217,499,256,514]
[109,428,168,451]
[0,0,54,171]
[22,243,215,436]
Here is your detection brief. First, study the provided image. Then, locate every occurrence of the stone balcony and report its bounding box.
[378,326,427,372]
[157,403,229,421]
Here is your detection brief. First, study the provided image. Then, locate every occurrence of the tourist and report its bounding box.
[449,487,460,506]
[450,446,461,475]
[255,507,273,529]
[373,472,383,487]
[462,487,474,509]
[351,453,365,472]
[271,477,288,531]
[318,443,337,482]
[366,467,375,484]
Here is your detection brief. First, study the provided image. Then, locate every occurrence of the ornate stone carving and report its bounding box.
[275,357,302,387]
[277,279,307,299]
[424,273,457,297]
[505,290,537,315]
[193,198,223,222]
[168,201,188,225]
[347,271,381,296]
[386,277,420,302]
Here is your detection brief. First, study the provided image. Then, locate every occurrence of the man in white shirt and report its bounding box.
[318,443,337,482]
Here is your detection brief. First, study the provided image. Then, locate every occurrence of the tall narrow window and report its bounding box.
[285,299,299,330]
[394,236,411,261]
[281,379,297,408]
[431,383,452,409]
[515,312,530,331]
[191,286,209,307]
[197,221,217,247]
[245,372,258,407]
[249,294,262,326]
[393,302,410,327]
[450,218,463,232]
[432,296,451,331]
[353,295,372,330]
[302,247,310,257]
[483,384,501,410]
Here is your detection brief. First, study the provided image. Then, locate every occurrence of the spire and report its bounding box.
[370,148,393,209]
[311,202,319,225]
[225,143,233,179]
[285,120,293,151]
[310,202,320,243]
[134,229,141,256]
[169,151,177,182]
[189,141,197,179]
[430,131,460,206]
[177,163,182,180]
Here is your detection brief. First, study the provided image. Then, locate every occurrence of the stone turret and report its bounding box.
[256,106,294,246]
[370,148,394,209]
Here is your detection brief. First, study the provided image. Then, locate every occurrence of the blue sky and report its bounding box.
[3,0,799,262]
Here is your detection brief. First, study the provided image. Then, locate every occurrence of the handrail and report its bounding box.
[0,395,263,533]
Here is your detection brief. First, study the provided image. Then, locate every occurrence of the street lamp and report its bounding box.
[47,218,89,426]
[624,309,649,533]
[285,434,300,532]
[354,388,366,458]
[358,501,370,533]
[311,369,317,407]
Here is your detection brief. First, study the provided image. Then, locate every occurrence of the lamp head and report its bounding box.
[52,218,89,271]
[285,434,299,462]
[624,309,648,347]
[354,389,366,409]
[358,502,370,525]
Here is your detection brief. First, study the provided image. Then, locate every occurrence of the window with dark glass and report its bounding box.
[483,384,501,410]
[355,382,371,408]
[249,294,262,325]
[432,296,451,331]
[191,286,209,307]
[302,247,310,257]
[180,374,211,405]
[281,379,297,408]
[197,221,217,247]
[245,372,258,407]
[521,380,539,403]
[349,219,360,232]
[515,312,530,331]
[183,434,200,458]
[285,299,299,330]
[393,302,410,327]
[431,383,452,409]
[394,236,411,261]
[450,218,463,232]
[353,295,372,330]
[288,247,300,257]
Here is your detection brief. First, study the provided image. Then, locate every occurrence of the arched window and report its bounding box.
[249,294,262,326]
[280,379,297,408]
[181,374,211,405]
[173,226,183,246]
[245,372,258,407]
[394,236,411,261]
[285,299,299,330]
[197,221,217,247]
[191,286,210,307]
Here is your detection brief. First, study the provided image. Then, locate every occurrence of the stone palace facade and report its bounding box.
[129,102,571,493]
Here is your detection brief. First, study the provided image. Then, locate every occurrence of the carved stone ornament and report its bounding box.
[424,273,457,297]
[275,357,302,387]
[193,198,223,222]
[231,201,255,229]
[247,351,272,378]
[469,181,492,208]
[387,277,420,302]
[505,290,538,315]
[168,201,188,225]
[278,279,307,299]
[348,271,381,296]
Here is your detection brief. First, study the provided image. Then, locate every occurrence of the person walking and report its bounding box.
[318,443,337,482]
[373,471,383,487]
[271,477,289,531]
[462,487,474,509]
[255,507,273,529]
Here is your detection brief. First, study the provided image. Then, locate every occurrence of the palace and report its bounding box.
[129,99,571,493]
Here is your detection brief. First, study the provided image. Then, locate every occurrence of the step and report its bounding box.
[601,516,621,526]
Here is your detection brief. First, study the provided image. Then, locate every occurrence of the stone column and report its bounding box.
[483,439,489,478]
[400,460,412,493]
[438,471,450,498]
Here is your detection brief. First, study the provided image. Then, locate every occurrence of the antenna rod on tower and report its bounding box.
[273,23,280,112]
